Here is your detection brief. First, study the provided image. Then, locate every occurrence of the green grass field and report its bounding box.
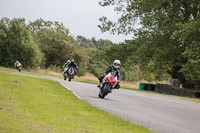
[0,72,153,133]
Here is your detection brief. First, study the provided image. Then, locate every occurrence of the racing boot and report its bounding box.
[63,73,67,80]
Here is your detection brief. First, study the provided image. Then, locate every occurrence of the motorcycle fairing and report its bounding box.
[106,76,116,83]
[64,67,68,72]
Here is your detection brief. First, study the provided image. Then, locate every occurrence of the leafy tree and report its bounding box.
[95,38,113,48]
[76,36,113,48]
[99,0,200,89]
[0,17,42,68]
[172,16,200,88]
[76,35,95,48]
[70,38,89,76]
[35,28,72,68]
[28,19,89,75]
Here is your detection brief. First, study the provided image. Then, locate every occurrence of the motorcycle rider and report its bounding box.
[68,59,78,75]
[15,61,22,69]
[63,60,71,70]
[63,59,78,78]
[98,59,121,89]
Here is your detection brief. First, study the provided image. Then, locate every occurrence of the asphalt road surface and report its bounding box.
[1,71,200,133]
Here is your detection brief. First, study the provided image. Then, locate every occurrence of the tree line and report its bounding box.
[98,0,200,89]
[0,17,138,81]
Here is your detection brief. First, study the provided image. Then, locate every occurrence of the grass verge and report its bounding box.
[0,72,153,133]
[0,66,56,77]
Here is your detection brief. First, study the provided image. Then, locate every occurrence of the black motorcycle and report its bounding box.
[63,67,75,82]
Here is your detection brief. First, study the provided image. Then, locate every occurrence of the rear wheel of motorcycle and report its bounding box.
[19,69,21,72]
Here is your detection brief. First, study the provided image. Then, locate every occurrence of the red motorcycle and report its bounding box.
[98,72,118,98]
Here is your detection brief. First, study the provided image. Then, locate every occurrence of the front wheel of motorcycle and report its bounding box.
[68,76,71,82]
[99,84,110,99]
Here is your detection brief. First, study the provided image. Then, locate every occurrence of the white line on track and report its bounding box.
[58,80,82,100]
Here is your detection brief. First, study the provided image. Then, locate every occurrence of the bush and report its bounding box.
[47,65,61,72]
[0,17,42,68]
[121,68,138,82]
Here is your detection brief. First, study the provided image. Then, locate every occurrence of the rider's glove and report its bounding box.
[115,81,120,89]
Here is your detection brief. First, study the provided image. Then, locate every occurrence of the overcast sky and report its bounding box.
[0,0,133,43]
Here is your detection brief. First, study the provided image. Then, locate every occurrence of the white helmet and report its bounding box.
[71,59,75,63]
[67,60,71,63]
[113,60,121,69]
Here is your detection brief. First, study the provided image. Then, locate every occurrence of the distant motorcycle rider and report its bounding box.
[98,60,121,89]
[15,61,22,68]
[69,59,78,74]
[63,59,78,74]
